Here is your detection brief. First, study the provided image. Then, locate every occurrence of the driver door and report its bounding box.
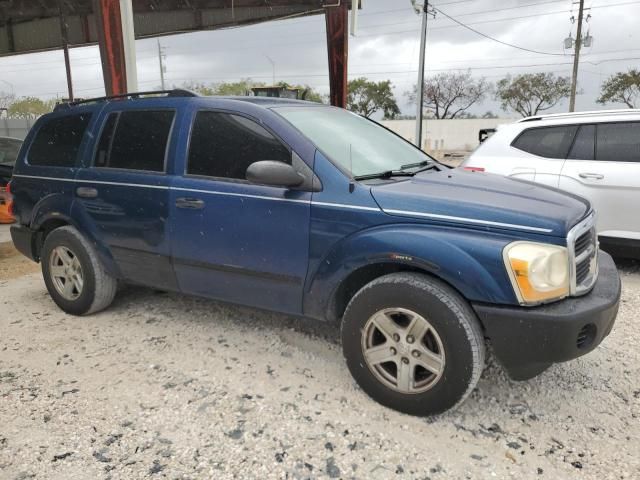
[169,111,311,314]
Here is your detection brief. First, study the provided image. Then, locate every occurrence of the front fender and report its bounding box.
[303,224,519,320]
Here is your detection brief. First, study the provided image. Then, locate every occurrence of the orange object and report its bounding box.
[0,184,15,224]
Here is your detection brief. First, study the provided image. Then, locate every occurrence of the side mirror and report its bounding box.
[246,161,305,188]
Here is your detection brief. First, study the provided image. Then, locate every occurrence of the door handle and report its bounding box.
[175,197,205,210]
[578,172,604,180]
[76,187,98,198]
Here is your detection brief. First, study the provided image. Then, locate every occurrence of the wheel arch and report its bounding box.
[326,261,467,324]
[31,212,120,278]
[303,224,517,322]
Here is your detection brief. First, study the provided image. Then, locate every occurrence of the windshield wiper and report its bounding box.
[400,159,447,174]
[400,159,439,170]
[353,170,416,181]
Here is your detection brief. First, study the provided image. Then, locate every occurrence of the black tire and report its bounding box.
[341,272,485,416]
[41,226,117,316]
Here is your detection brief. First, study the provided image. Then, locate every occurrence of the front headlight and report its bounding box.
[503,242,569,305]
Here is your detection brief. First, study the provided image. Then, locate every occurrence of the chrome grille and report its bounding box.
[567,212,598,296]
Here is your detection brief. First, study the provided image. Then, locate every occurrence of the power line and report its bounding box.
[437,0,570,18]
[432,6,567,56]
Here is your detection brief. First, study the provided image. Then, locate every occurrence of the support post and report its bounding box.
[119,0,138,92]
[325,3,349,108]
[6,19,15,53]
[94,0,128,95]
[58,2,74,101]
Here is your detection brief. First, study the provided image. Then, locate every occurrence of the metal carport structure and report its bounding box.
[0,1,353,107]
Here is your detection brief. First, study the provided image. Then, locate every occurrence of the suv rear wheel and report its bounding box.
[41,226,117,315]
[341,272,485,415]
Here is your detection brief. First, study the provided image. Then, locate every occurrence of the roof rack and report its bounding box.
[518,108,640,123]
[54,89,199,111]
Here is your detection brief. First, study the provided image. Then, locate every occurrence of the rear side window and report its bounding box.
[596,122,640,162]
[568,124,595,160]
[187,111,290,180]
[512,126,577,159]
[94,110,174,172]
[28,113,91,167]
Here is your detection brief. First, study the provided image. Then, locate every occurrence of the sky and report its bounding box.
[0,0,639,117]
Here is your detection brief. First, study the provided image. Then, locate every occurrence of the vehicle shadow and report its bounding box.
[111,284,342,346]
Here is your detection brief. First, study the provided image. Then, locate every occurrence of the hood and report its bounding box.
[370,170,590,237]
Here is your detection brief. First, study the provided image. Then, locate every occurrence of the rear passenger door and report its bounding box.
[510,125,578,187]
[559,122,640,239]
[169,110,311,314]
[72,107,179,290]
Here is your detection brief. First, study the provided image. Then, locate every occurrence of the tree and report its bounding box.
[7,97,56,119]
[0,92,15,111]
[496,73,571,117]
[597,69,640,108]
[408,71,491,119]
[182,79,265,96]
[347,78,400,119]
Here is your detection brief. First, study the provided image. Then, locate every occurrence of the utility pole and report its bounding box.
[265,55,276,85]
[157,39,166,90]
[413,1,434,149]
[569,0,585,112]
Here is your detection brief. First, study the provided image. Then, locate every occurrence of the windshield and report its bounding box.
[0,138,22,166]
[274,106,435,178]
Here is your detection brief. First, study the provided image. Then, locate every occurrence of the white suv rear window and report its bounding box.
[511,126,577,159]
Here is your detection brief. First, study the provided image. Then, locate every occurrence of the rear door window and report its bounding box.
[28,113,91,167]
[187,111,290,180]
[94,110,175,172]
[568,124,595,160]
[596,122,640,162]
[512,126,578,159]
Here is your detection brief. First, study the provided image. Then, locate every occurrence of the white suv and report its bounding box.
[462,110,640,257]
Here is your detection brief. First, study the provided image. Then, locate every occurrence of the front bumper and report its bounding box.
[473,250,620,380]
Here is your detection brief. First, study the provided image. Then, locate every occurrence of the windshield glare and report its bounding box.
[275,106,433,177]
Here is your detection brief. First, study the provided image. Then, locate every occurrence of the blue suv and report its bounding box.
[9,90,621,415]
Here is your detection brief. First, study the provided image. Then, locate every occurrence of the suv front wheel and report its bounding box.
[341,272,485,415]
[41,226,117,316]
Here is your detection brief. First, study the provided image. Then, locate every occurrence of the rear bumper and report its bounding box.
[10,225,38,261]
[473,251,620,380]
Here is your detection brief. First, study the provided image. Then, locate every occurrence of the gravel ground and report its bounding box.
[0,224,12,244]
[0,248,639,480]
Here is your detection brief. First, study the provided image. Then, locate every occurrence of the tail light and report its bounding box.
[463,166,485,172]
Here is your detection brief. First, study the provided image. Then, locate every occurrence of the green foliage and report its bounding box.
[347,78,400,119]
[7,97,56,119]
[495,73,571,117]
[597,69,640,108]
[408,71,491,119]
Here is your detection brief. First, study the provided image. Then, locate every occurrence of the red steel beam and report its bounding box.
[325,3,348,108]
[94,0,128,96]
